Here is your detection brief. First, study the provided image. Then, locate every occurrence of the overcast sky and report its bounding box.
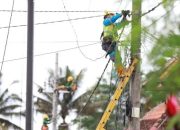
[0,0,179,129]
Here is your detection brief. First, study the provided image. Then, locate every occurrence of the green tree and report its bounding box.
[142,32,180,110]
[140,0,180,112]
[74,71,129,130]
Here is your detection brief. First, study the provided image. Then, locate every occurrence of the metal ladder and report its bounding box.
[96,58,138,130]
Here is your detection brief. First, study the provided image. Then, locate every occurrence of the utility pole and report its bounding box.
[52,53,59,130]
[129,0,141,130]
[26,0,34,130]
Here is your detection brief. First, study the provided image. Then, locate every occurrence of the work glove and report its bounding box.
[122,10,130,18]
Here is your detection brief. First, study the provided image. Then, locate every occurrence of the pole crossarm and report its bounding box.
[96,58,138,130]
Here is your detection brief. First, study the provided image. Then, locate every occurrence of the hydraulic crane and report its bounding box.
[96,58,138,130]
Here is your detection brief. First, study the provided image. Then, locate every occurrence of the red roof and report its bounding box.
[126,101,180,130]
[140,103,167,130]
[142,103,166,120]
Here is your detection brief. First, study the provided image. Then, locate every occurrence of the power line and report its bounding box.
[0,10,118,13]
[0,0,14,72]
[145,3,177,28]
[0,2,166,30]
[0,42,101,63]
[0,40,152,64]
[0,1,169,14]
[141,1,163,16]
[0,1,173,65]
[6,40,102,44]
[61,0,105,61]
[78,58,111,116]
[0,15,103,30]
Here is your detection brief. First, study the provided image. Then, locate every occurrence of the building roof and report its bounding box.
[139,103,166,130]
[142,103,166,121]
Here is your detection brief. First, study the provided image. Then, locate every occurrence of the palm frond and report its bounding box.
[10,80,19,86]
[0,94,22,107]
[75,69,86,84]
[0,96,11,107]
[1,111,25,116]
[9,94,23,102]
[65,66,74,78]
[0,105,21,113]
[0,89,8,101]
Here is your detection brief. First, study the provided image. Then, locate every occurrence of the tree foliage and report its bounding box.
[0,74,24,130]
[74,71,128,130]
[142,32,180,109]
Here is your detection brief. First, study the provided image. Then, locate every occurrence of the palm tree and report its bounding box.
[34,66,85,129]
[0,73,24,129]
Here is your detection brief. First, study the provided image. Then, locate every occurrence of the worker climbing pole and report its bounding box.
[41,114,51,130]
[96,9,138,130]
[100,10,130,77]
[54,76,77,92]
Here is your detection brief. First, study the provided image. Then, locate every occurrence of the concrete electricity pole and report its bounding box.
[52,53,59,130]
[26,0,34,130]
[129,0,142,129]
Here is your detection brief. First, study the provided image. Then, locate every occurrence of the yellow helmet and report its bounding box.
[104,10,114,19]
[43,114,49,119]
[104,10,110,16]
[67,76,73,82]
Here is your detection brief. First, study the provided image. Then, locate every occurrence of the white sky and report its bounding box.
[0,0,179,129]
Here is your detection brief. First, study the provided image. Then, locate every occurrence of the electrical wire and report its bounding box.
[141,1,163,17]
[76,19,127,117]
[0,10,119,13]
[61,0,105,61]
[6,2,170,65]
[0,39,154,64]
[145,2,178,28]
[0,42,101,64]
[77,58,111,116]
[0,15,103,29]
[0,0,14,72]
[0,2,168,30]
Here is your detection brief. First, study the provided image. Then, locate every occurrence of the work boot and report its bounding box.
[117,66,127,77]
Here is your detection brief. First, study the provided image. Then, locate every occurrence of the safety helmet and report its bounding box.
[67,76,73,82]
[104,10,114,19]
[43,114,49,119]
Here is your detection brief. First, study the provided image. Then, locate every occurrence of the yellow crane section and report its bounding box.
[96,58,138,130]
